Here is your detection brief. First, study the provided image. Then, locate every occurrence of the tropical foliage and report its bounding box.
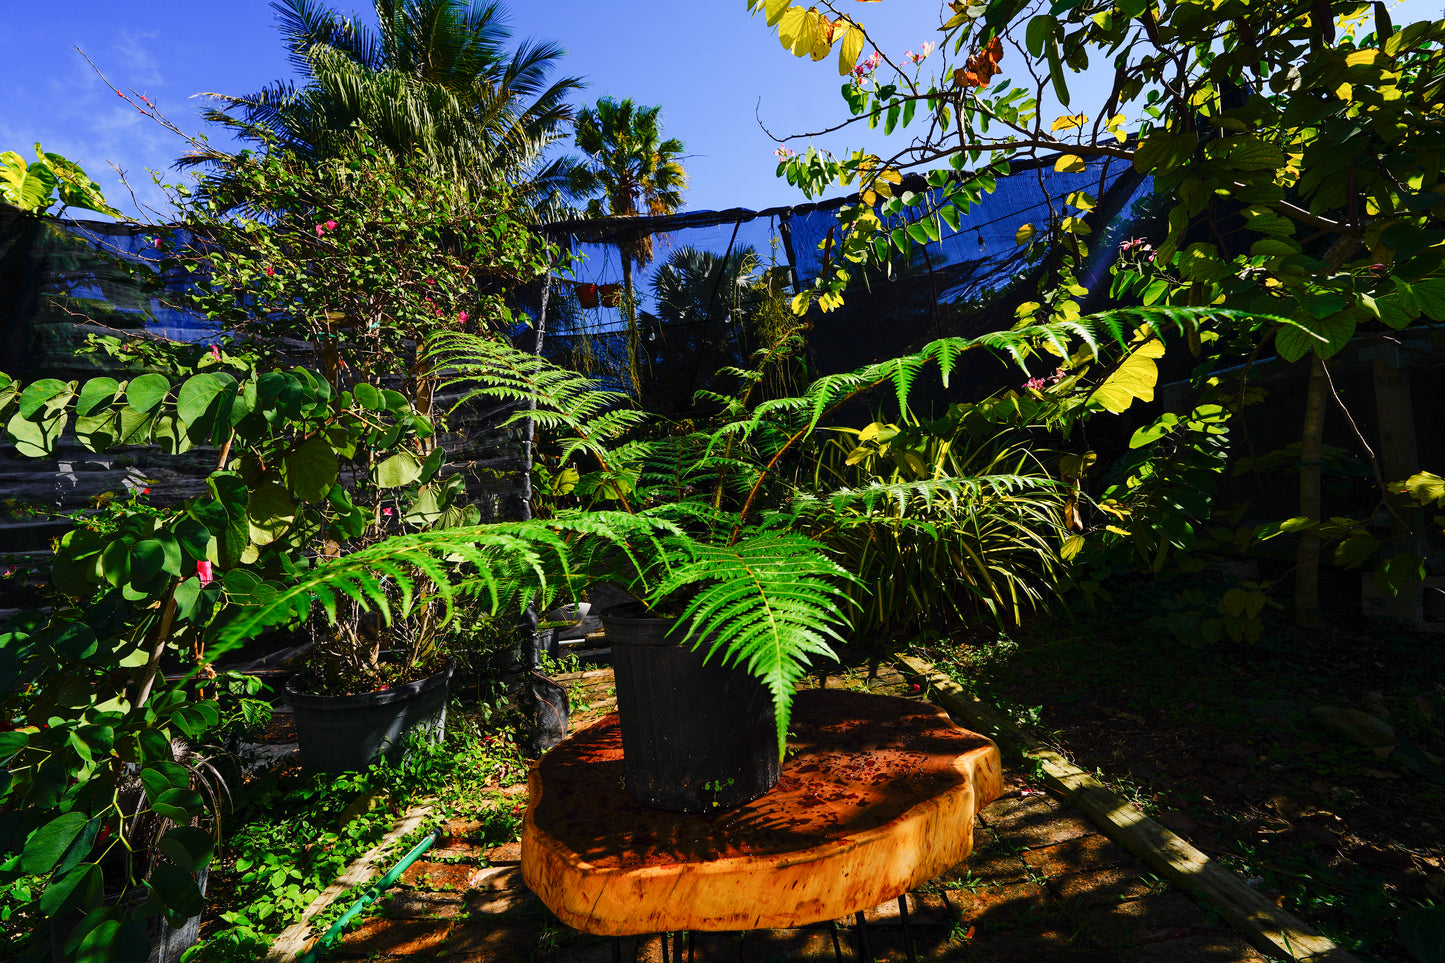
[0,131,558,960]
[160,139,551,416]
[748,0,1445,629]
[572,97,689,392]
[800,401,1067,638]
[0,144,119,218]
[216,303,1245,759]
[183,0,585,214]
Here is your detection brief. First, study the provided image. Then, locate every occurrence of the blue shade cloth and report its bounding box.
[537,154,1151,409]
[1,151,1151,402]
[0,208,219,378]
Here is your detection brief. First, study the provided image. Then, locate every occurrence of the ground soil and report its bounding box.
[911,570,1445,961]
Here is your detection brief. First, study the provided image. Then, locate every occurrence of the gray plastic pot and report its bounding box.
[604,616,780,812]
[285,661,454,773]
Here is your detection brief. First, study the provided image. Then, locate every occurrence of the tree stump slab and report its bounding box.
[521,687,1003,935]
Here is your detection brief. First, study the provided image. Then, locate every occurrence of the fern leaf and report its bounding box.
[650,533,856,754]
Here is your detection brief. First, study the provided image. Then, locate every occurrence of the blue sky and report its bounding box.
[2,1,934,221]
[4,1,1442,222]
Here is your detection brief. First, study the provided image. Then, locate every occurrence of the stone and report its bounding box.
[399,859,484,892]
[328,918,451,958]
[1069,893,1209,949]
[1022,833,1132,877]
[1047,865,1158,908]
[980,794,1096,850]
[1123,931,1270,962]
[943,881,1054,927]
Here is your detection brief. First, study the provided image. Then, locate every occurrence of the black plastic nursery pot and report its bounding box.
[604,616,780,813]
[284,661,454,773]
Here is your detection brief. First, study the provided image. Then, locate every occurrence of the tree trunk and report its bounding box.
[621,256,640,397]
[1294,354,1327,628]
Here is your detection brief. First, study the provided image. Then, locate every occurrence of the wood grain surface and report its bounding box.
[522,688,1002,935]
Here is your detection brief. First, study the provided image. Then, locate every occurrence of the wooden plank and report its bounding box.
[264,802,435,962]
[895,655,1357,963]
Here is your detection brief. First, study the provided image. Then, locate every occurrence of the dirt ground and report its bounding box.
[912,572,1445,962]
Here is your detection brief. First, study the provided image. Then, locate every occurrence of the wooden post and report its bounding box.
[1365,344,1426,625]
[1295,355,1327,629]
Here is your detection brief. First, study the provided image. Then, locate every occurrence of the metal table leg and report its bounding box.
[899,895,918,963]
[855,910,873,963]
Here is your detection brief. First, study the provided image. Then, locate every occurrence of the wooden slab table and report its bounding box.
[522,687,1003,937]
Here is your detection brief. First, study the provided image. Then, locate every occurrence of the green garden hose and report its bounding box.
[296,827,441,963]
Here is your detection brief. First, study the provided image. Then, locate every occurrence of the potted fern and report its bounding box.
[213,305,1218,808]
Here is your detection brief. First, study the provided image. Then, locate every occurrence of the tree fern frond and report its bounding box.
[650,533,857,754]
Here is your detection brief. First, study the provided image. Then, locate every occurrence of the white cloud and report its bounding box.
[112,29,165,89]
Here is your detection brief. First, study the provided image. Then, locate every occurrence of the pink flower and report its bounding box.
[141,487,151,495]
[919,42,935,58]
[211,344,221,362]
[457,311,468,324]
[153,237,163,249]
[324,220,337,231]
[196,560,213,586]
[774,146,796,160]
[315,224,326,236]
[264,265,275,277]
[381,507,394,517]
[852,52,883,77]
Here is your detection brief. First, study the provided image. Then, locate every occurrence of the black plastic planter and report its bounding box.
[604,616,780,812]
[285,661,454,773]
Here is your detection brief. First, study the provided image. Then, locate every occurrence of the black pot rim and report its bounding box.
[603,615,697,648]
[284,659,455,710]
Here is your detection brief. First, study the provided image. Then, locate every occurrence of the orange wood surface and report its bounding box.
[521,688,1003,935]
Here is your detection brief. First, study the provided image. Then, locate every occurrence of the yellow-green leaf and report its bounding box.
[777,6,811,56]
[1015,223,1036,245]
[837,18,865,75]
[764,0,790,26]
[1051,114,1087,132]
[1065,190,1095,211]
[1089,339,1166,413]
[1133,131,1199,173]
[1054,154,1086,173]
[1392,471,1445,506]
[1060,534,1085,560]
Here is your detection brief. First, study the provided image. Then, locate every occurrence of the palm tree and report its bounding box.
[572,97,688,394]
[183,0,585,214]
